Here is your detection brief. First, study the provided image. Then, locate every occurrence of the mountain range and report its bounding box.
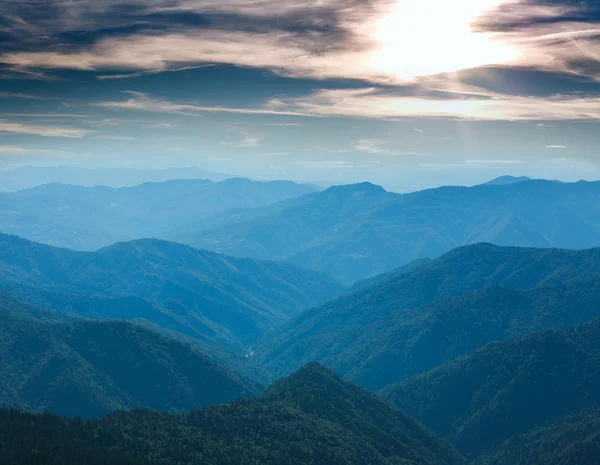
[0,178,315,250]
[256,243,600,389]
[0,293,259,418]
[0,363,466,465]
[174,179,600,283]
[0,234,344,354]
[0,165,230,191]
[383,317,600,460]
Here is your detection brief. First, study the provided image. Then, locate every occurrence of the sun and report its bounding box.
[371,0,517,81]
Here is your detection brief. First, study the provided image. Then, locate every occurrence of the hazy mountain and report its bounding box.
[0,293,259,418]
[175,179,600,283]
[383,318,600,459]
[0,165,229,191]
[0,363,467,465]
[256,243,600,389]
[0,234,345,352]
[482,175,533,185]
[474,410,600,465]
[0,178,315,250]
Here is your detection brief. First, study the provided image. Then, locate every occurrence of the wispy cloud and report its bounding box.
[546,145,568,149]
[94,91,312,117]
[270,87,600,121]
[0,145,28,153]
[91,135,136,141]
[353,138,389,154]
[224,135,261,147]
[96,64,216,80]
[0,121,89,138]
[0,92,47,100]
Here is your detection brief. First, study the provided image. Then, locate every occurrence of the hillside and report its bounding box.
[0,293,259,418]
[0,178,314,250]
[0,234,345,352]
[383,318,600,459]
[257,243,600,387]
[176,179,600,283]
[0,363,466,465]
[473,410,600,465]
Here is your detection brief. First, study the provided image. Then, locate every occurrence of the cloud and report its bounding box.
[96,64,216,80]
[94,91,313,117]
[353,138,389,154]
[0,92,47,100]
[0,146,28,153]
[0,121,89,138]
[269,87,600,121]
[224,135,261,147]
[546,145,567,148]
[91,135,136,140]
[2,0,600,84]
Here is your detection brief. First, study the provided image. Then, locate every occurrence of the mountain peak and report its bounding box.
[324,182,388,197]
[483,175,533,186]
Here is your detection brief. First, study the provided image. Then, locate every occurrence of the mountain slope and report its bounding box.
[383,318,600,459]
[0,409,152,465]
[0,293,259,418]
[0,234,345,351]
[177,179,600,283]
[0,178,315,250]
[0,363,467,465]
[257,243,600,388]
[473,410,600,465]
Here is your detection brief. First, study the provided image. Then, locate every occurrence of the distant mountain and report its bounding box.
[174,179,600,283]
[0,165,229,191]
[0,178,315,250]
[482,175,533,185]
[383,318,600,460]
[474,410,600,465]
[0,293,259,418]
[0,363,467,465]
[0,234,345,353]
[256,243,600,389]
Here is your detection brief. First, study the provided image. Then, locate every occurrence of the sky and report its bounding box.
[1,0,600,191]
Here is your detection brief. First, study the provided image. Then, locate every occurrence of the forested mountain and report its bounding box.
[0,363,467,465]
[474,410,600,465]
[257,243,600,388]
[0,234,344,352]
[175,179,600,283]
[0,165,229,191]
[0,409,152,465]
[0,293,259,418]
[0,178,315,250]
[383,318,600,460]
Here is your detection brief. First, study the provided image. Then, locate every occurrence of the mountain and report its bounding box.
[256,243,600,389]
[0,409,151,465]
[0,178,315,250]
[0,363,467,465]
[0,234,345,352]
[483,175,533,185]
[0,293,259,418]
[382,318,600,460]
[174,179,600,283]
[0,165,229,191]
[473,410,600,465]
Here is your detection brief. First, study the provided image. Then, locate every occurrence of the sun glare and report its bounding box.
[372,0,518,80]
